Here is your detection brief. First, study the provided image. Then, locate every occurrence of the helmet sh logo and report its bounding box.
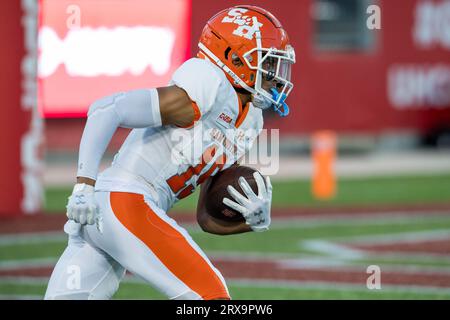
[221,8,263,40]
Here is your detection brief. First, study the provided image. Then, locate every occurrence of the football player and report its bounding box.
[45,5,295,300]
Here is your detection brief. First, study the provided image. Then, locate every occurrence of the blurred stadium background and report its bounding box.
[1,0,450,299]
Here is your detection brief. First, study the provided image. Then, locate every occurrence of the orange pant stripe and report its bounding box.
[110,192,229,300]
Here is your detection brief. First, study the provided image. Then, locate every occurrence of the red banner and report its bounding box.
[38,0,191,117]
[39,0,450,144]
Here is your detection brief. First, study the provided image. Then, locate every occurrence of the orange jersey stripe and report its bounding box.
[110,192,229,300]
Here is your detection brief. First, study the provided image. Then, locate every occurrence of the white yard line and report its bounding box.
[335,229,450,245]
[296,229,450,269]
[301,241,366,259]
[300,229,450,258]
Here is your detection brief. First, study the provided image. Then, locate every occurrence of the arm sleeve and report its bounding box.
[77,88,161,180]
[169,58,224,117]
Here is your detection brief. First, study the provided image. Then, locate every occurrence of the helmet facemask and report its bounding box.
[243,44,295,117]
[197,10,296,117]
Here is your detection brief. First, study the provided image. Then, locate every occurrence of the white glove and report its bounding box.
[66,183,103,233]
[223,172,272,232]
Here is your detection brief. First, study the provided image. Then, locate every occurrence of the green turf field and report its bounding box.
[2,280,450,300]
[1,173,450,300]
[1,213,450,299]
[44,173,450,212]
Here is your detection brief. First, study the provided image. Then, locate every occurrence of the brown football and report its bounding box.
[204,165,261,222]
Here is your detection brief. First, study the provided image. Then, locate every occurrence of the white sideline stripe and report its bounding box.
[174,213,450,233]
[209,251,450,274]
[0,215,450,247]
[278,258,450,275]
[45,151,450,183]
[4,275,450,299]
[6,255,449,276]
[0,294,41,300]
[2,276,450,297]
[208,250,450,264]
[0,212,449,246]
[2,247,450,273]
[267,213,450,230]
[184,212,450,232]
[39,274,450,295]
[0,276,49,285]
[209,250,450,270]
[226,278,450,295]
[0,231,66,246]
[350,251,450,261]
[0,257,58,270]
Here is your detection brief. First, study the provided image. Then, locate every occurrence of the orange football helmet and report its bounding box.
[198,5,296,116]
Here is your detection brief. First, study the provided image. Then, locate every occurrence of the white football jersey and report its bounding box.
[96,58,263,212]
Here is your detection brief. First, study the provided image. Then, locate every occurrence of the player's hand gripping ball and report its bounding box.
[205,166,272,232]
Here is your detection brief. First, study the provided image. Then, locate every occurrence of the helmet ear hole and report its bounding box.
[224,47,231,60]
[231,53,244,67]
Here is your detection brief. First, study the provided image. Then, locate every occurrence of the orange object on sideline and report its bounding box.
[311,131,337,200]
